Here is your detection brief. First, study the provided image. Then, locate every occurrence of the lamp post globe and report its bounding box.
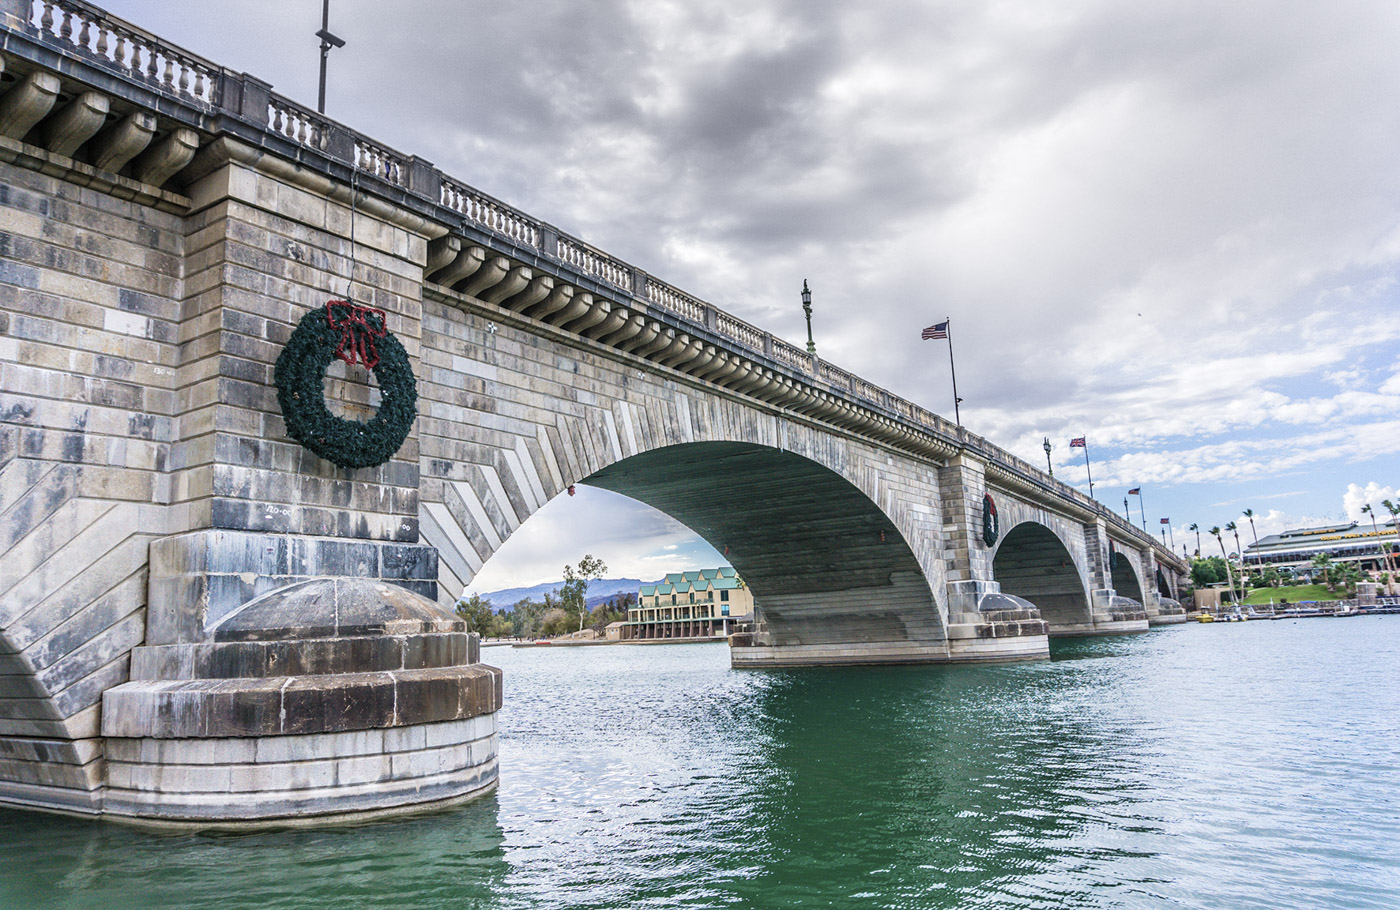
[801,279,815,355]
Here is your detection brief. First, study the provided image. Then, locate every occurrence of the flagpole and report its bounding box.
[945,316,961,427]
[1083,438,1094,499]
[1137,490,1147,531]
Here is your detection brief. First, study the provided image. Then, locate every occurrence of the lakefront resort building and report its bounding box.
[1241,520,1400,574]
[621,568,755,641]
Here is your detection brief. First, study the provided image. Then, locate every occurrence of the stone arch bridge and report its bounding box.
[0,1,1185,822]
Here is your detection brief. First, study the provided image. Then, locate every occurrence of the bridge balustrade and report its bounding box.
[0,0,1182,571]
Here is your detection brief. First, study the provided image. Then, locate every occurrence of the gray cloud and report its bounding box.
[105,0,1400,574]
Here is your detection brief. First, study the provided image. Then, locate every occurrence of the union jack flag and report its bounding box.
[1161,518,1170,524]
[1128,487,1141,495]
[1069,437,1085,447]
[922,321,949,340]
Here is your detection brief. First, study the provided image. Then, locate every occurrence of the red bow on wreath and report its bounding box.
[324,300,388,369]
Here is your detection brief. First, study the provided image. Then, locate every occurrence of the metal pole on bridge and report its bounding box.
[316,0,346,115]
[921,318,960,427]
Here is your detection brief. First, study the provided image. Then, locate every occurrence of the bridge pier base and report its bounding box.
[98,577,500,829]
[1046,588,1150,637]
[728,630,1048,668]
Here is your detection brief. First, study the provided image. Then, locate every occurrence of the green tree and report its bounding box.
[538,607,572,637]
[1311,552,1334,591]
[508,597,546,639]
[1340,563,1362,596]
[588,591,635,632]
[560,554,608,633]
[454,593,494,636]
[486,612,514,639]
[1188,522,1201,556]
[1382,500,1400,576]
[1190,557,1223,587]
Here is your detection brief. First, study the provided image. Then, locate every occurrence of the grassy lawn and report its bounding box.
[1242,584,1339,605]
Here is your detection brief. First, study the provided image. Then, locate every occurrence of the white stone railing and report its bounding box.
[267,96,328,151]
[26,0,219,105]
[354,138,404,186]
[715,311,766,352]
[645,277,709,326]
[556,234,633,292]
[770,337,812,372]
[441,179,540,246]
[2,0,1178,565]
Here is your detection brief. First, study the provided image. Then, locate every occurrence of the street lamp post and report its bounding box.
[1042,437,1053,478]
[316,0,346,115]
[801,279,815,355]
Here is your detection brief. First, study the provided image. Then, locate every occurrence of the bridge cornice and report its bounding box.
[1,0,1185,576]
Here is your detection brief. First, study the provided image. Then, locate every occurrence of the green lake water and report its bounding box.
[2,617,1398,909]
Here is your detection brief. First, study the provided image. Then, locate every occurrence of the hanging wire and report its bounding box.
[344,163,359,300]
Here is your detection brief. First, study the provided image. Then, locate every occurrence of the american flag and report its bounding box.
[922,321,949,340]
[1069,437,1086,448]
[1160,518,1170,524]
[1128,487,1141,495]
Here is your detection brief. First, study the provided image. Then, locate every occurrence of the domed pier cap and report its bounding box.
[213,577,464,642]
[978,591,1038,613]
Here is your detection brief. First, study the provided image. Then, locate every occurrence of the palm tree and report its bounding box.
[1361,504,1390,574]
[1210,526,1240,607]
[1242,508,1258,544]
[1189,522,1200,556]
[1383,500,1400,578]
[1311,552,1333,591]
[1226,520,1241,558]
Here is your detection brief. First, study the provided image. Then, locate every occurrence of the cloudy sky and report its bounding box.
[107,0,1400,589]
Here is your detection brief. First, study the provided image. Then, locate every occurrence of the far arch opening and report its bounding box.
[992,522,1091,629]
[1110,551,1144,603]
[1156,566,1174,599]
[583,441,942,648]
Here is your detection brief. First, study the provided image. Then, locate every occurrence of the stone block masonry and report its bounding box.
[0,0,1183,823]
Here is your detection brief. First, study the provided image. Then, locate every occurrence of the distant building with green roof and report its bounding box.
[622,567,754,641]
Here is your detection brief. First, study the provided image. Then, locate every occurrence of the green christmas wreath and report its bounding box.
[982,492,999,546]
[274,301,417,469]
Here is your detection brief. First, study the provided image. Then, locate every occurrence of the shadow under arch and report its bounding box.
[1156,566,1174,599]
[583,441,943,647]
[991,521,1092,629]
[1110,551,1144,603]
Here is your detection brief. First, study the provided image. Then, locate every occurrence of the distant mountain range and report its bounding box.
[471,578,647,610]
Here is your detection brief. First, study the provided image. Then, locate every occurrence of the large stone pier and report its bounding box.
[0,0,1185,824]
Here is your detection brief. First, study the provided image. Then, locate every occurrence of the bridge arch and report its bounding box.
[583,442,942,647]
[1156,566,1175,599]
[990,521,1092,629]
[1110,550,1145,604]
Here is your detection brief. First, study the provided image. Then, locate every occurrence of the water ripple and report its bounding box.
[3,621,1399,908]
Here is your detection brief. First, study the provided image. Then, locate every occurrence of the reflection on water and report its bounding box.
[3,619,1399,909]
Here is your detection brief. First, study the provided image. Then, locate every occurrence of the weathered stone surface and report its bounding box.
[0,3,1184,822]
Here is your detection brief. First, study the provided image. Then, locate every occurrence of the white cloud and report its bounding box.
[100,0,1400,590]
[1343,482,1400,523]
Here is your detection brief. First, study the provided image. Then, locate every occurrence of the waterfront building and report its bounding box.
[1242,520,1399,574]
[622,568,755,640]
